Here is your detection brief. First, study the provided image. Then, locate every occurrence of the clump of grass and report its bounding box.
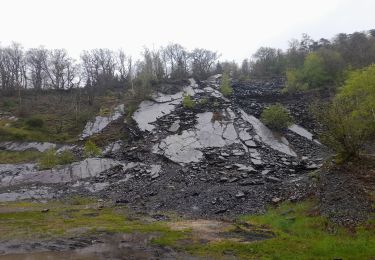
[220,73,233,97]
[38,149,58,169]
[38,149,77,169]
[182,94,195,109]
[57,150,75,165]
[84,140,101,157]
[99,107,111,116]
[198,98,208,106]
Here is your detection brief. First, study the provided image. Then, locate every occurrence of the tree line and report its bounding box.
[219,29,375,89]
[0,43,219,92]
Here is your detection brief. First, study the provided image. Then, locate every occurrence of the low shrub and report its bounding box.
[261,104,293,130]
[182,94,195,109]
[84,140,101,157]
[38,149,77,169]
[58,150,75,164]
[38,149,58,169]
[198,98,208,106]
[2,100,16,110]
[220,73,233,97]
[25,117,44,129]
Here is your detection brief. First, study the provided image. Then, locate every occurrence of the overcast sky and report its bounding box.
[0,0,374,62]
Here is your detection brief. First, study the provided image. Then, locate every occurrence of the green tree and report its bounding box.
[284,69,307,93]
[315,65,375,160]
[220,73,233,97]
[302,52,329,88]
[261,104,293,130]
[316,48,345,85]
[250,47,286,77]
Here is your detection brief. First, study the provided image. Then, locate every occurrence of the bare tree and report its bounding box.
[80,49,117,88]
[26,47,48,89]
[162,43,189,79]
[117,49,130,85]
[44,49,78,89]
[190,48,218,79]
[0,43,27,91]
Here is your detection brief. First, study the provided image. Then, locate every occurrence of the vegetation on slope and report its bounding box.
[220,73,233,97]
[314,64,375,160]
[0,150,43,164]
[261,104,293,130]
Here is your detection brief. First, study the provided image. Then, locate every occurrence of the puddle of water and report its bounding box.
[240,110,297,157]
[81,104,124,139]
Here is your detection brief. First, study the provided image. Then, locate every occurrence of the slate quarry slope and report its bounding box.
[0,77,327,217]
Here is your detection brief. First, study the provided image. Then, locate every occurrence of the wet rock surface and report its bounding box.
[0,77,328,217]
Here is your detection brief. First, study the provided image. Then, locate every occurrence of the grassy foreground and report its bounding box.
[0,198,373,259]
[189,201,375,259]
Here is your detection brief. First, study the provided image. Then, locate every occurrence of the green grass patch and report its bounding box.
[38,149,77,169]
[1,199,372,259]
[0,90,125,143]
[0,199,189,245]
[182,94,195,109]
[0,150,43,164]
[220,73,233,97]
[187,200,375,259]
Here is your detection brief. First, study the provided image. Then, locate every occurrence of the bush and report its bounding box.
[38,149,58,169]
[38,149,76,169]
[314,65,375,160]
[283,69,308,93]
[58,150,75,164]
[198,98,208,106]
[284,52,335,93]
[25,117,44,128]
[261,104,293,130]
[2,100,16,110]
[182,94,195,109]
[84,140,101,157]
[302,52,329,88]
[220,73,233,97]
